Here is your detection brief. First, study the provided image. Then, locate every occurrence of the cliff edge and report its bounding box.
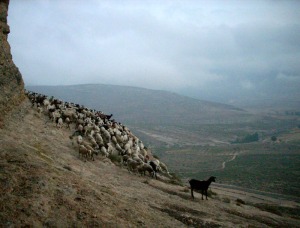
[0,0,24,125]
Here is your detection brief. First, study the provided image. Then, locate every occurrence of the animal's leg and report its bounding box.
[201,190,204,200]
[191,188,194,199]
[205,190,208,200]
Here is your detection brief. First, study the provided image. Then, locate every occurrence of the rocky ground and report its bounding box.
[0,99,299,227]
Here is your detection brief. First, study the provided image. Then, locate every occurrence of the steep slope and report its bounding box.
[1,98,299,227]
[0,0,24,123]
[26,84,250,126]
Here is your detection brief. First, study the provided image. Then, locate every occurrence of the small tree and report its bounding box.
[271,136,277,142]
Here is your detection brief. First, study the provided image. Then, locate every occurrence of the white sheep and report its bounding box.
[159,161,172,177]
[51,111,61,123]
[81,141,98,159]
[100,146,109,157]
[77,135,83,145]
[111,135,118,145]
[87,135,99,149]
[107,143,118,156]
[65,117,71,129]
[78,145,92,161]
[102,129,111,143]
[95,133,104,145]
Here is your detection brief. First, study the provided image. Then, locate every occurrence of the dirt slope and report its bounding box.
[0,99,299,227]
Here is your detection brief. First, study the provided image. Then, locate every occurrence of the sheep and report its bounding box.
[50,110,61,122]
[149,160,161,179]
[43,99,50,107]
[140,148,148,157]
[137,163,154,177]
[115,134,124,145]
[95,133,104,145]
[80,143,98,161]
[65,117,71,129]
[127,158,143,173]
[102,130,111,142]
[158,161,172,178]
[124,141,132,151]
[77,135,83,145]
[138,140,144,150]
[83,123,93,136]
[56,117,63,128]
[122,154,130,165]
[100,146,109,157]
[107,143,118,156]
[36,104,43,114]
[26,91,166,174]
[78,145,92,162]
[77,124,84,135]
[189,176,216,200]
[115,143,125,155]
[111,135,118,145]
[132,143,140,154]
[87,135,99,149]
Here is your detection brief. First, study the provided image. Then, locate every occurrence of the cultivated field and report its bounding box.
[132,114,300,201]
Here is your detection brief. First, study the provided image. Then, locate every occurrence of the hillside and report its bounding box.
[1,97,299,227]
[26,84,251,126]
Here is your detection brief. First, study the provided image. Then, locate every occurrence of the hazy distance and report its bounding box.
[8,0,300,106]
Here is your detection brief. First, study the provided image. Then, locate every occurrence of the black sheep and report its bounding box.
[189,176,216,200]
[149,161,160,179]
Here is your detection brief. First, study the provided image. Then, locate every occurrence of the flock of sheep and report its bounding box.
[26,90,171,180]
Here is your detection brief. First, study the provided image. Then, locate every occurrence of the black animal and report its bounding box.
[189,176,216,200]
[149,161,160,179]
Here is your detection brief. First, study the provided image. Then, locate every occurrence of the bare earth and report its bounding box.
[0,99,299,227]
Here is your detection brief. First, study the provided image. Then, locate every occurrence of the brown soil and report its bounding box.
[0,99,299,227]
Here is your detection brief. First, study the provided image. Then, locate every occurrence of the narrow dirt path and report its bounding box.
[221,152,238,170]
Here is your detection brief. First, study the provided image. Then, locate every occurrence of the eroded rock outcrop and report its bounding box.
[0,0,25,124]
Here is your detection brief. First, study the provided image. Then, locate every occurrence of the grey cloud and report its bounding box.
[7,0,300,104]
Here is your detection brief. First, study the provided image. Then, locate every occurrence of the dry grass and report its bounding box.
[0,99,299,227]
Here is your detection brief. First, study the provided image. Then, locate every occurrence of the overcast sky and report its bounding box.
[7,0,300,104]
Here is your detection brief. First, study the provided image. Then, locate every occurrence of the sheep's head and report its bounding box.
[210,176,216,182]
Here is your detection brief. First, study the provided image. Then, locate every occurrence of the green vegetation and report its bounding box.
[232,132,259,144]
[271,135,277,141]
[108,154,122,164]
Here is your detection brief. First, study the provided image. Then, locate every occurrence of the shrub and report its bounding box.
[108,154,122,163]
[271,136,277,141]
[236,198,245,206]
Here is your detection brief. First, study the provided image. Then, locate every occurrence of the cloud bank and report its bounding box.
[8,0,300,104]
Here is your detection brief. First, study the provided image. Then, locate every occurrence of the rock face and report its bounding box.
[0,0,25,124]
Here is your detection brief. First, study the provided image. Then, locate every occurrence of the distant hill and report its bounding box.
[27,84,251,127]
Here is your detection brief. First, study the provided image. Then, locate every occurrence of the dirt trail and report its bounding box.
[221,152,238,169]
[0,99,299,227]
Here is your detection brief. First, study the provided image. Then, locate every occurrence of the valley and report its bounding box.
[27,84,300,201]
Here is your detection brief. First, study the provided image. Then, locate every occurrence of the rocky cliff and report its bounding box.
[0,0,24,125]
